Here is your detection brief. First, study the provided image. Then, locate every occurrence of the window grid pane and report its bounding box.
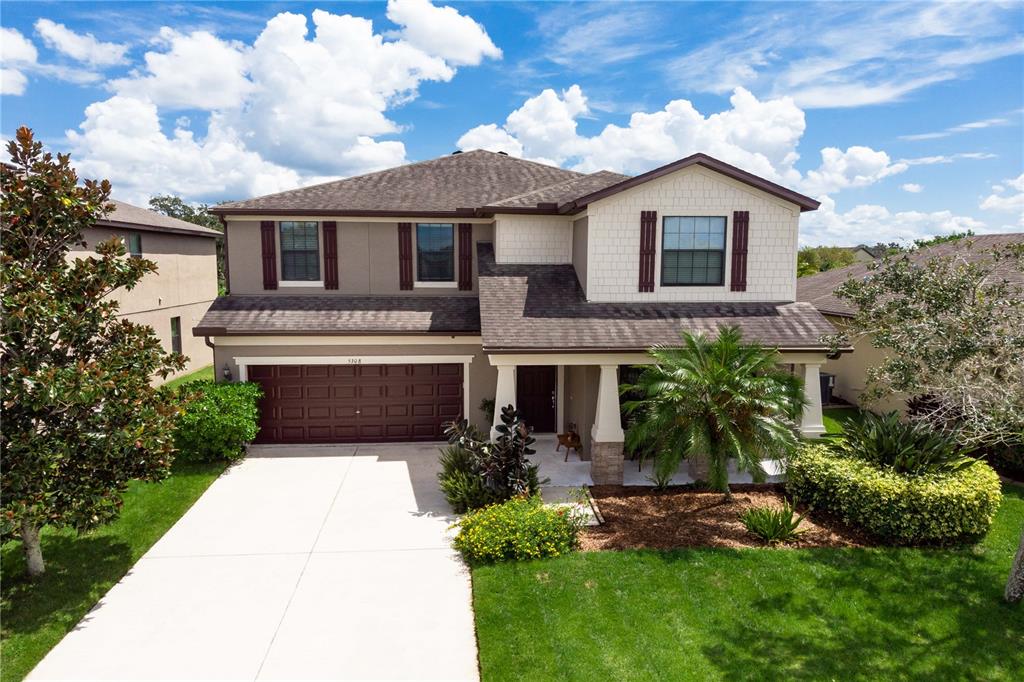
[661,215,727,286]
[279,221,320,281]
[416,223,454,282]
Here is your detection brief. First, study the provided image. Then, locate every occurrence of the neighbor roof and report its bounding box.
[798,233,1024,317]
[212,150,820,217]
[477,243,835,352]
[97,200,221,238]
[192,295,480,336]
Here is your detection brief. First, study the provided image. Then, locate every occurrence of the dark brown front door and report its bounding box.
[516,365,557,433]
[249,363,463,444]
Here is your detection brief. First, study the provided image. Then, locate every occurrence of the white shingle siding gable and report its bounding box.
[585,166,800,303]
[494,214,573,264]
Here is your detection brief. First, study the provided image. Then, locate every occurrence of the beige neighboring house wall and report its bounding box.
[571,216,588,292]
[584,165,801,303]
[225,218,493,296]
[71,213,218,383]
[822,315,907,415]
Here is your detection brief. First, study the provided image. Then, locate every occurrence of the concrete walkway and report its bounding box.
[29,443,478,681]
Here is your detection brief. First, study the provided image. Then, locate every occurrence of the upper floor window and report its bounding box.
[416,223,454,282]
[661,216,726,286]
[126,232,142,259]
[170,316,182,354]
[279,221,320,281]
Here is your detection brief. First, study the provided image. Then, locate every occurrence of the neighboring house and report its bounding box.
[849,245,881,263]
[72,200,221,381]
[798,232,1024,414]
[197,150,834,484]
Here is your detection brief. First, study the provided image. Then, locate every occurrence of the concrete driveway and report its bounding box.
[29,443,478,681]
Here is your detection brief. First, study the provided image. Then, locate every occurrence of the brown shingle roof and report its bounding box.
[488,170,630,209]
[192,295,480,336]
[99,200,221,238]
[477,243,835,351]
[213,150,583,215]
[798,233,1024,317]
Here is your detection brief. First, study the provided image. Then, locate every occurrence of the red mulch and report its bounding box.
[582,484,867,551]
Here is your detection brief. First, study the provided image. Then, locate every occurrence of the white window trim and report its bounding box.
[414,222,457,285]
[278,220,323,284]
[279,280,325,288]
[414,281,458,289]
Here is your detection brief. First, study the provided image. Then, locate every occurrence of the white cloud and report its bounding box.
[665,2,1023,108]
[34,19,128,66]
[385,0,501,65]
[533,3,665,72]
[980,174,1024,224]
[801,196,987,247]
[801,146,907,197]
[900,114,1013,141]
[456,123,523,157]
[1,27,38,95]
[901,183,924,193]
[902,152,998,166]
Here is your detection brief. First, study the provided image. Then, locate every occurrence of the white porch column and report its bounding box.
[590,364,625,484]
[801,362,826,438]
[491,364,516,439]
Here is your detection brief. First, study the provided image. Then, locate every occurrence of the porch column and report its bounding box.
[491,364,516,439]
[801,362,826,438]
[590,364,625,484]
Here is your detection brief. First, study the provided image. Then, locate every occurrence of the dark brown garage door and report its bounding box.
[249,363,463,444]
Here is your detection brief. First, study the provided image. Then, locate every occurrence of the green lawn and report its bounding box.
[473,483,1024,681]
[162,364,214,391]
[0,461,226,682]
[822,405,865,434]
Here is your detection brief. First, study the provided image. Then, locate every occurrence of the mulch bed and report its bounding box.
[582,484,868,551]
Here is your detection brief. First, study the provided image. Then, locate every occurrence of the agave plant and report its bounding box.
[834,411,975,475]
[623,326,806,498]
[741,500,806,545]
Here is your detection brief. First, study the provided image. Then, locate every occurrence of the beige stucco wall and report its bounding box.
[823,315,907,414]
[214,341,496,432]
[563,364,600,454]
[572,216,589,293]
[72,226,217,380]
[584,165,801,303]
[493,214,574,264]
[226,219,493,296]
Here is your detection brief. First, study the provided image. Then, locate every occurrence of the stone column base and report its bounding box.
[591,441,624,485]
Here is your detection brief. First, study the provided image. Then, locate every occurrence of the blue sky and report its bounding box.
[1,0,1021,245]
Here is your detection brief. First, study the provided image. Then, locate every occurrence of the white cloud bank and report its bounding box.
[34,19,128,66]
[64,0,501,203]
[980,174,1024,228]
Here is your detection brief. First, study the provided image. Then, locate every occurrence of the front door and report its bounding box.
[516,365,557,433]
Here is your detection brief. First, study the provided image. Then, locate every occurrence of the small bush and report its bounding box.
[834,411,975,475]
[741,500,806,545]
[173,380,262,462]
[787,444,1002,544]
[452,495,585,565]
[438,445,494,513]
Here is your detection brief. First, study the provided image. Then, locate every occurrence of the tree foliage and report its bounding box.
[797,246,856,277]
[825,240,1024,449]
[622,327,806,496]
[1,127,183,577]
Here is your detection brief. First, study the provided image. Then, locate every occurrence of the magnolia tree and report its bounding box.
[1,127,183,577]
[823,240,1024,603]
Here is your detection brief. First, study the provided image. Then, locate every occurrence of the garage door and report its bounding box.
[249,363,463,444]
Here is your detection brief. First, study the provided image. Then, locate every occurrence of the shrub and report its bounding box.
[173,380,262,462]
[741,500,806,545]
[985,440,1024,479]
[440,406,544,512]
[452,495,585,565]
[787,444,1002,544]
[833,411,975,475]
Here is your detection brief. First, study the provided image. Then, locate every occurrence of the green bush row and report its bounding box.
[452,495,585,565]
[786,444,1002,544]
[173,380,262,462]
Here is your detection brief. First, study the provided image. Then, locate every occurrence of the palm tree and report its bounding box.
[622,326,806,498]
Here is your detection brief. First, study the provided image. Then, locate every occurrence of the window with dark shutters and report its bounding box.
[398,222,413,290]
[730,211,749,292]
[639,210,657,292]
[323,221,338,289]
[458,223,473,290]
[260,220,277,290]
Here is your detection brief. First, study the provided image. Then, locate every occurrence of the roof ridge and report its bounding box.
[489,169,632,207]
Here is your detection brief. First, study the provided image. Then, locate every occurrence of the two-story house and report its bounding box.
[76,200,220,381]
[196,150,834,484]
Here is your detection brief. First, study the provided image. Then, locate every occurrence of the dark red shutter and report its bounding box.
[398,222,413,290]
[323,221,338,289]
[260,220,277,290]
[457,223,473,291]
[730,211,749,292]
[639,211,657,292]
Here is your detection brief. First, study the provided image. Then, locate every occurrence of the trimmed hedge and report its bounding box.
[173,380,262,462]
[787,444,1002,544]
[452,495,584,565]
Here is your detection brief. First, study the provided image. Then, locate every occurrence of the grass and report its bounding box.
[822,405,865,434]
[162,364,214,391]
[0,460,226,682]
[473,483,1024,681]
